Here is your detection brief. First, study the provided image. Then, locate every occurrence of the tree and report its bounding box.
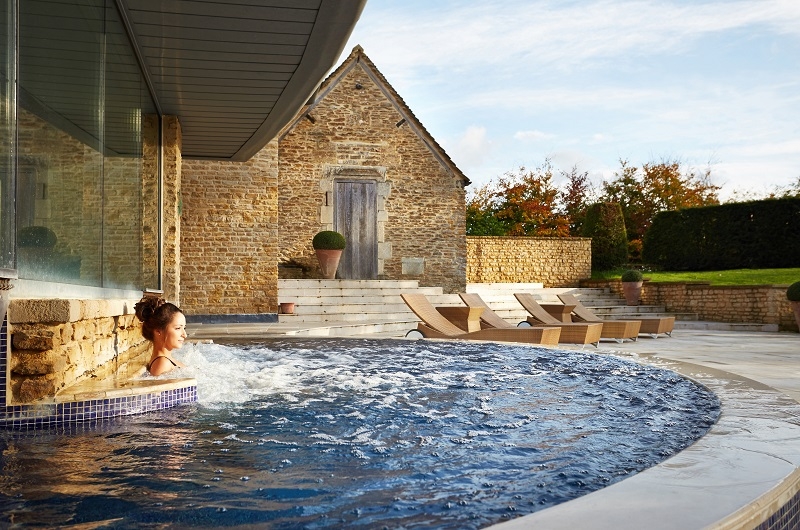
[581,202,628,270]
[465,160,571,237]
[493,161,570,237]
[558,165,594,236]
[600,158,720,242]
[466,182,506,236]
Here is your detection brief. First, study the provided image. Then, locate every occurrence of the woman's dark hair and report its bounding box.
[134,296,183,341]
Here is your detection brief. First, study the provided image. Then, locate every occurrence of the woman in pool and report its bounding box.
[134,296,187,376]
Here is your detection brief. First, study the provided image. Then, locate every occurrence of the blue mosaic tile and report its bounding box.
[1,315,7,404]
[0,313,196,430]
[0,383,197,430]
[754,486,800,530]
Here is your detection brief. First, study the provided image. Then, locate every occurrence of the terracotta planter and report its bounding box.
[279,302,295,315]
[315,249,342,279]
[622,281,643,306]
[792,301,800,332]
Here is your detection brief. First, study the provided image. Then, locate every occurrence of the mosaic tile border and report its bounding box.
[0,316,197,430]
[0,385,197,430]
[755,487,800,530]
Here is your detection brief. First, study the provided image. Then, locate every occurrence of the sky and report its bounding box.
[340,0,800,201]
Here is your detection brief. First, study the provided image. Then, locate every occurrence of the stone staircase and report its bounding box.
[277,280,727,337]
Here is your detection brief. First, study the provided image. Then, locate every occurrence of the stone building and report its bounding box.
[276,46,469,294]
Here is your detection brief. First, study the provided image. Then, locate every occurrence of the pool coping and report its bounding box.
[487,349,800,530]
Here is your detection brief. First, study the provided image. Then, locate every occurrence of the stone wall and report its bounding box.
[162,116,182,304]
[180,140,280,315]
[7,299,148,403]
[16,108,160,289]
[467,237,592,287]
[277,58,467,294]
[585,280,798,331]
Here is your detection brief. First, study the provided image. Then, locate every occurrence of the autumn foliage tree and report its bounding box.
[600,159,720,242]
[466,160,571,237]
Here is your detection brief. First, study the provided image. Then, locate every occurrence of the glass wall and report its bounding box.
[0,1,13,272]
[15,0,159,290]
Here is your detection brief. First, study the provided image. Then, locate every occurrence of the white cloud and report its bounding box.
[343,0,800,199]
[448,125,493,168]
[346,0,800,76]
[514,130,555,142]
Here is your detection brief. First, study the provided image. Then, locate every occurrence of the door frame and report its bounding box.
[318,165,390,277]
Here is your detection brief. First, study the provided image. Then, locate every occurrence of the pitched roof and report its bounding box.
[281,45,470,185]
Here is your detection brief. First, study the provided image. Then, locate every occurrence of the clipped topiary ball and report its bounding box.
[787,281,800,302]
[621,269,643,283]
[312,230,346,250]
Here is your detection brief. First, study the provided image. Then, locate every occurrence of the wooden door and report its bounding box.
[334,180,377,279]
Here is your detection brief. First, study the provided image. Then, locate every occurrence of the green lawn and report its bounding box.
[592,268,800,286]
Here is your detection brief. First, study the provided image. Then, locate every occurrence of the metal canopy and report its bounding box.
[123,0,366,161]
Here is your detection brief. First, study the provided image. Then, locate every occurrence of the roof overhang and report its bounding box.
[122,0,367,161]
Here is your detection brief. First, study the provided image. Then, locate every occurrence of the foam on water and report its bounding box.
[0,338,720,529]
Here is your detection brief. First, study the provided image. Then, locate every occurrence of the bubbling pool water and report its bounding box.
[0,338,719,529]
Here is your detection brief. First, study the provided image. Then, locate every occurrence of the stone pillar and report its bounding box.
[162,116,182,305]
[141,114,160,290]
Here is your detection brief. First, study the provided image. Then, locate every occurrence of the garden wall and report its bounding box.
[467,237,591,287]
[586,280,797,332]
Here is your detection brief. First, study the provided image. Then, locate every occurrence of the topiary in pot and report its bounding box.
[312,230,346,250]
[788,281,800,332]
[312,231,346,279]
[621,269,643,283]
[621,269,644,306]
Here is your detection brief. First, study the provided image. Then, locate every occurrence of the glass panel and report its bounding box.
[15,0,160,289]
[0,1,14,270]
[17,0,104,284]
[102,1,158,290]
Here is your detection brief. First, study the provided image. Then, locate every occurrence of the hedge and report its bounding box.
[642,198,800,270]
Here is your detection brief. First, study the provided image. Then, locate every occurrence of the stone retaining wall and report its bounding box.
[467,237,591,287]
[7,299,148,403]
[584,280,798,332]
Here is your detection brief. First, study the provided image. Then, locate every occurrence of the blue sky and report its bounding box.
[341,0,800,200]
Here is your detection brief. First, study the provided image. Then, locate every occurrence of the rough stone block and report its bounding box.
[11,350,67,376]
[17,375,56,403]
[9,299,81,324]
[12,329,56,351]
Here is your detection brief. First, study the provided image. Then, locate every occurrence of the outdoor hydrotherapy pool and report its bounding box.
[0,338,720,529]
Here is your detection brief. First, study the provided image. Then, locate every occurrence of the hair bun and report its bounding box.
[134,296,166,323]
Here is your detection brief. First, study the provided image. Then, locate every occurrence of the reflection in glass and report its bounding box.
[15,0,159,289]
[0,1,14,270]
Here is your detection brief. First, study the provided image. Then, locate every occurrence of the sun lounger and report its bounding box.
[514,293,642,342]
[511,293,603,346]
[400,293,561,346]
[557,293,675,338]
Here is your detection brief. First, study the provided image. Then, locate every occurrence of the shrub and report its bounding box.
[581,202,628,270]
[643,198,800,270]
[621,269,643,282]
[312,230,346,250]
[18,226,57,248]
[788,281,800,302]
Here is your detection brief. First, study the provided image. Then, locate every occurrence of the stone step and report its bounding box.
[280,309,412,323]
[285,318,419,337]
[282,292,441,305]
[675,320,779,332]
[279,286,443,298]
[279,279,428,290]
